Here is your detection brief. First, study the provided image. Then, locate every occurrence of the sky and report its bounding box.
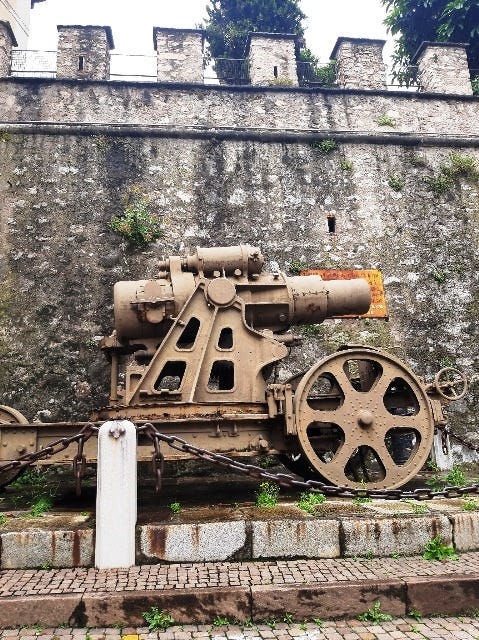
[29,0,392,64]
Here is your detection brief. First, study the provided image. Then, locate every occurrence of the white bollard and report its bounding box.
[430,429,454,471]
[95,420,137,569]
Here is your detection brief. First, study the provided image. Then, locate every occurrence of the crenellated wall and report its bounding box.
[0,25,478,457]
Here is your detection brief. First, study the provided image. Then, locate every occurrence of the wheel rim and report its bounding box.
[0,405,28,425]
[294,348,434,490]
[0,405,29,489]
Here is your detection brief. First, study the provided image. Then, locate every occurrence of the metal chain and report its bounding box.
[0,424,98,492]
[1,421,479,501]
[139,423,479,501]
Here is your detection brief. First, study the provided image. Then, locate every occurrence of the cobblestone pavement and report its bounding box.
[2,553,479,597]
[1,617,479,640]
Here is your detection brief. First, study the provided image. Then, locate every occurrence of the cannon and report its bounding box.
[0,245,468,490]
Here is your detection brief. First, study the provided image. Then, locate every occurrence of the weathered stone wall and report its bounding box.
[0,78,478,449]
[154,28,204,83]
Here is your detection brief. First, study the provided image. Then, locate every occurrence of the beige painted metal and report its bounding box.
[0,246,466,490]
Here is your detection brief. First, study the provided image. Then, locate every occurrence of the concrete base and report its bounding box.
[2,500,479,568]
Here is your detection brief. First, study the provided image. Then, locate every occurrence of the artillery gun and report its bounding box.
[0,245,468,491]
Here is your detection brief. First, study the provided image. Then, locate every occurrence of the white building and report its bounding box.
[0,0,44,48]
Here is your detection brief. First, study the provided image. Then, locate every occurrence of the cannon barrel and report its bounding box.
[113,246,371,339]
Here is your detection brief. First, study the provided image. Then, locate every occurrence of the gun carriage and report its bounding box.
[0,245,467,491]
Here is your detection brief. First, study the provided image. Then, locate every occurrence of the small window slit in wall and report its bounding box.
[327,215,336,234]
[78,55,85,71]
[273,65,278,78]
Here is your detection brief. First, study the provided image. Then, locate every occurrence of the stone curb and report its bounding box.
[1,574,479,628]
[3,511,479,568]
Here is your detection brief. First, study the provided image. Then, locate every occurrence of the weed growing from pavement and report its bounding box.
[265,618,277,629]
[143,607,175,631]
[408,609,423,621]
[213,616,230,626]
[255,481,280,507]
[423,536,458,561]
[27,496,53,518]
[426,464,468,491]
[169,501,181,514]
[353,495,372,506]
[0,513,8,525]
[358,601,393,623]
[462,497,478,511]
[283,613,294,624]
[313,618,323,627]
[297,491,326,513]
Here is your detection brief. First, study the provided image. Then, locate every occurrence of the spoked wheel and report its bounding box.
[0,405,29,489]
[294,347,435,490]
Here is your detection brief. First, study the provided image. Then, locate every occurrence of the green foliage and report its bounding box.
[0,130,11,143]
[298,53,336,85]
[109,187,162,248]
[423,536,458,561]
[426,464,468,490]
[255,481,280,507]
[297,491,326,513]
[431,269,448,283]
[310,139,337,154]
[403,499,429,514]
[312,618,323,627]
[301,323,322,337]
[265,618,277,630]
[353,496,373,506]
[388,175,405,191]
[169,501,181,514]
[289,259,308,274]
[382,0,479,82]
[143,607,175,631]
[444,152,479,180]
[29,496,53,518]
[424,174,453,195]
[358,601,393,623]
[204,0,306,59]
[0,514,8,526]
[213,616,230,626]
[283,613,294,624]
[341,159,354,171]
[408,609,423,621]
[472,74,479,95]
[377,114,396,127]
[462,497,478,511]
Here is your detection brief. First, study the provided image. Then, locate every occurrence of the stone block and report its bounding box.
[413,42,472,95]
[452,512,479,551]
[0,595,83,628]
[251,580,406,620]
[154,28,204,83]
[139,521,247,562]
[331,37,387,90]
[341,515,452,557]
[0,528,94,568]
[83,587,251,626]
[251,518,340,558]
[405,575,479,615]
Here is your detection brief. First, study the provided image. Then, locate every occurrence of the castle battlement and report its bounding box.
[0,22,475,95]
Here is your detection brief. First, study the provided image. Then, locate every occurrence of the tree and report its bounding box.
[204,0,306,60]
[382,0,479,84]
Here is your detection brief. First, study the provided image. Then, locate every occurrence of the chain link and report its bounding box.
[1,421,479,501]
[0,424,98,492]
[139,423,479,501]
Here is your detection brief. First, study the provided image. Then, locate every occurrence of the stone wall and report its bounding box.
[0,76,478,452]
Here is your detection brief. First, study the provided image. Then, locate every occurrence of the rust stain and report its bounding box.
[72,530,81,567]
[51,531,56,562]
[148,526,166,558]
[193,525,200,550]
